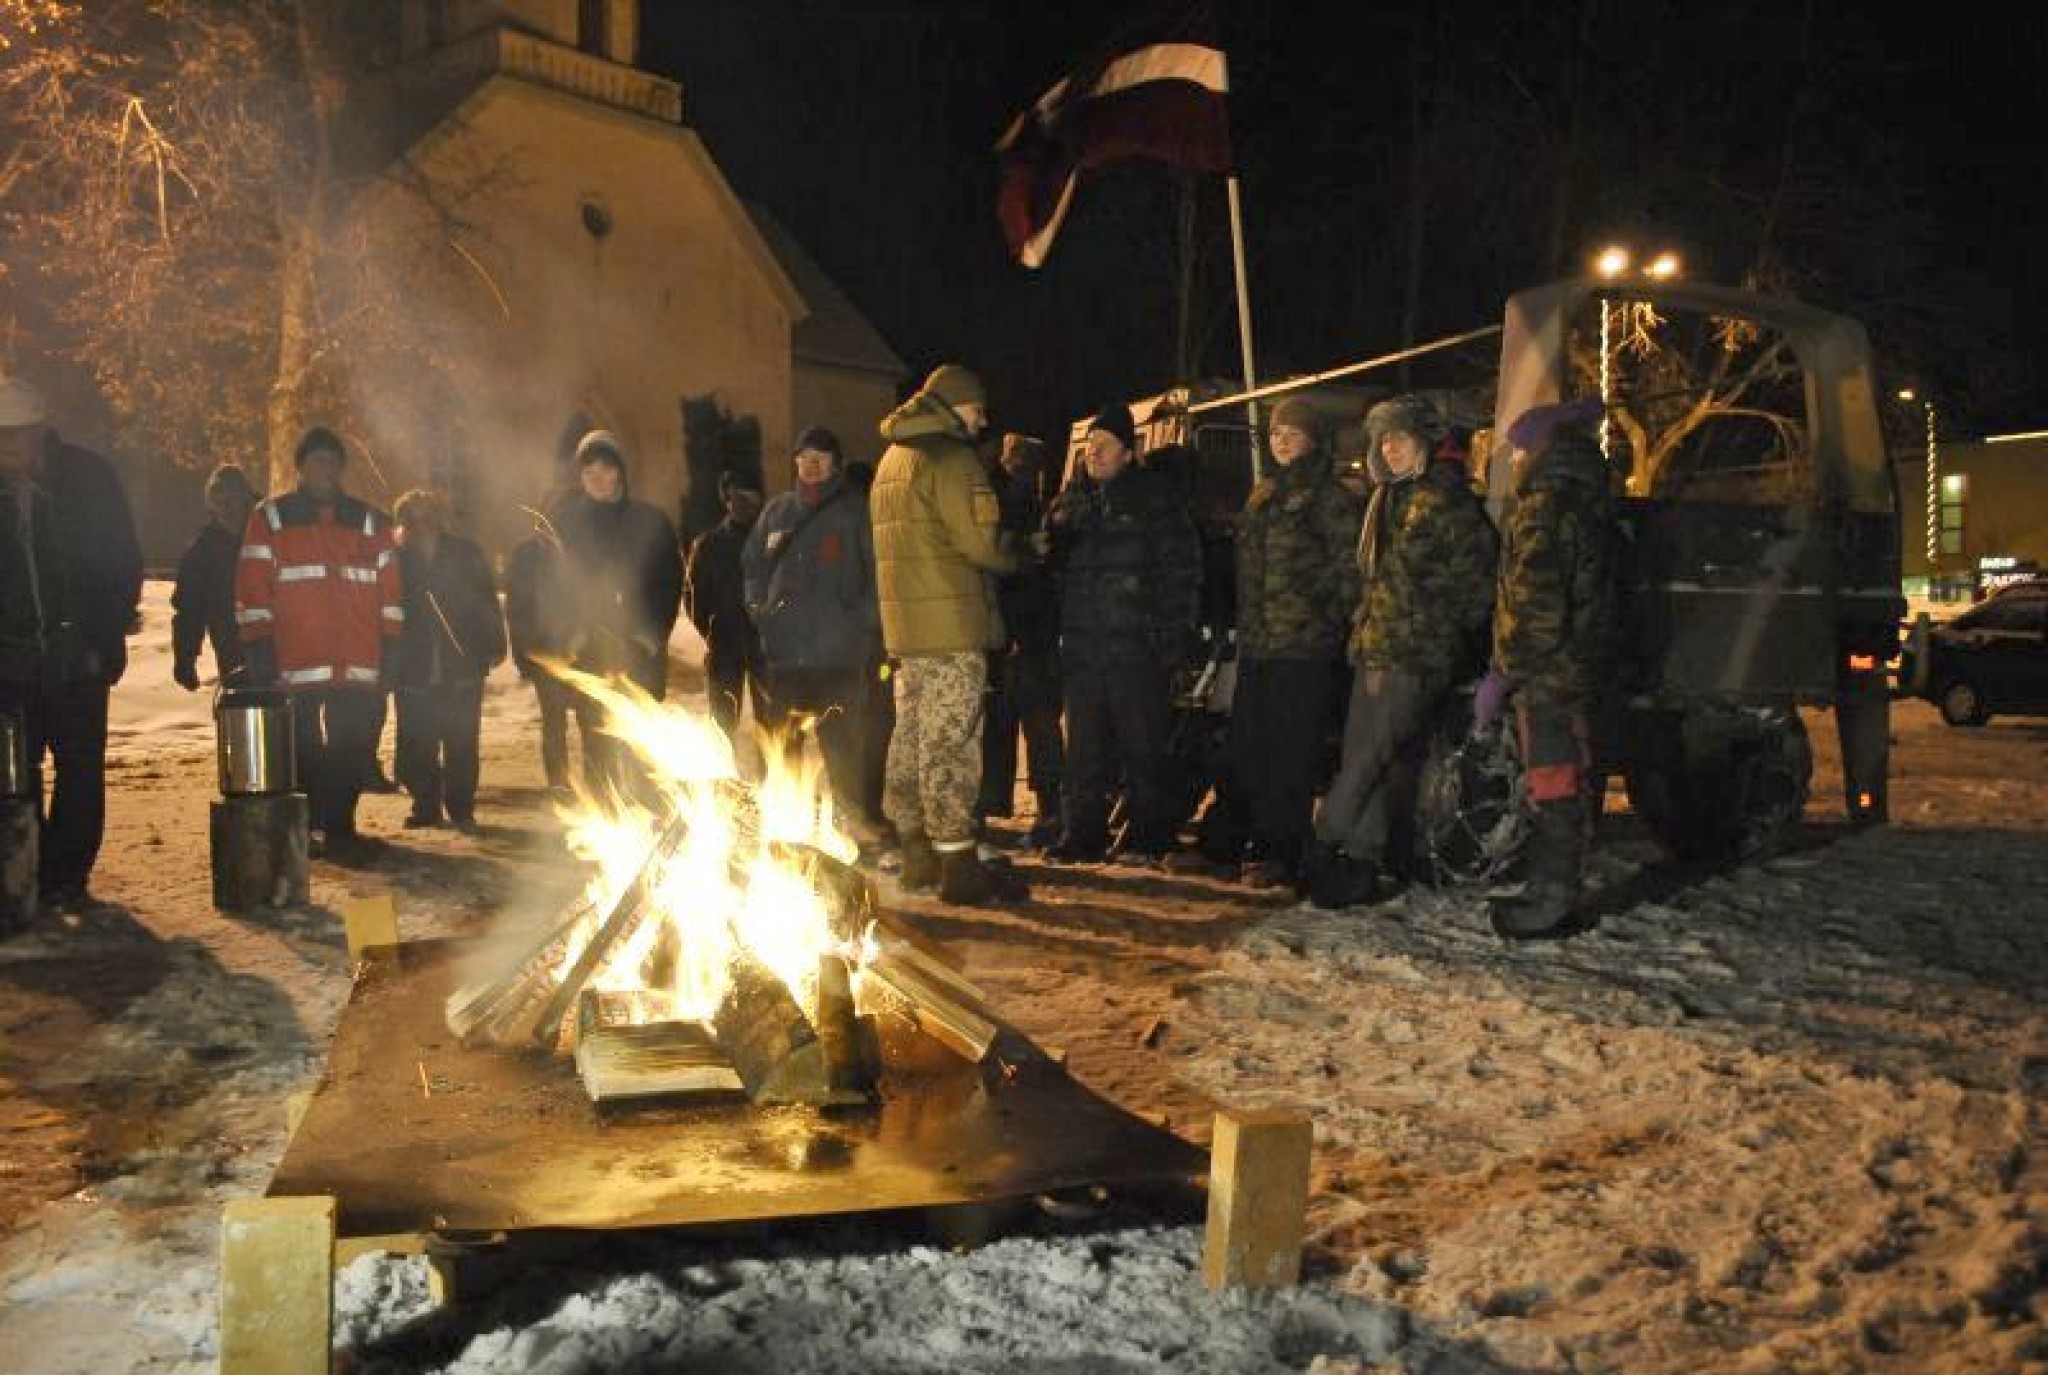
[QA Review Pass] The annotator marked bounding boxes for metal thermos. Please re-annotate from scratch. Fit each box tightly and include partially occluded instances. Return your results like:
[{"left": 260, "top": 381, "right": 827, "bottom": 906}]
[
  {"left": 215, "top": 687, "right": 295, "bottom": 796},
  {"left": 0, "top": 710, "right": 29, "bottom": 799}
]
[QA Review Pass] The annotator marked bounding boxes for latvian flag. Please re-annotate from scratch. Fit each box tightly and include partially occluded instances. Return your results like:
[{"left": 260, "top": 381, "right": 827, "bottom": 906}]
[{"left": 995, "top": 22, "right": 1232, "bottom": 269}]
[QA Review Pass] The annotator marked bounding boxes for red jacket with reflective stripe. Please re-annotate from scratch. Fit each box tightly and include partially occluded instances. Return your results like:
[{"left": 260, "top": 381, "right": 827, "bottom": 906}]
[{"left": 235, "top": 489, "right": 403, "bottom": 689}]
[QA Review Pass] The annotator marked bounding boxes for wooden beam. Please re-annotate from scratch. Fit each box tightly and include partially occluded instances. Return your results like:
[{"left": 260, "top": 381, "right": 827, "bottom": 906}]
[
  {"left": 1201, "top": 1107, "right": 1312, "bottom": 1290},
  {"left": 219, "top": 1196, "right": 335, "bottom": 1374}
]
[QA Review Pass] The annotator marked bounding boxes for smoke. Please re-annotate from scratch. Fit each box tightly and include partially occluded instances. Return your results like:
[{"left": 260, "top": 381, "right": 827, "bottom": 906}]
[{"left": 321, "top": 103, "right": 794, "bottom": 561}]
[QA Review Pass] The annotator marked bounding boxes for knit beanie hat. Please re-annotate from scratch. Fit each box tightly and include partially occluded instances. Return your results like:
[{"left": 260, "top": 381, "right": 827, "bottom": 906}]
[
  {"left": 0, "top": 375, "right": 48, "bottom": 427},
  {"left": 294, "top": 425, "right": 346, "bottom": 466},
  {"left": 1505, "top": 396, "right": 1604, "bottom": 453},
  {"left": 1269, "top": 397, "right": 1327, "bottom": 444},
  {"left": 920, "top": 363, "right": 986, "bottom": 411},
  {"left": 574, "top": 428, "right": 626, "bottom": 468},
  {"left": 793, "top": 425, "right": 844, "bottom": 466},
  {"left": 1088, "top": 402, "right": 1136, "bottom": 451}
]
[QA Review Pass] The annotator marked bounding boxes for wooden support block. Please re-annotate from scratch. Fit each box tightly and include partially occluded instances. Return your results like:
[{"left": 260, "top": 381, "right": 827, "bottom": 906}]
[
  {"left": 340, "top": 893, "right": 399, "bottom": 960},
  {"left": 219, "top": 1195, "right": 335, "bottom": 1375},
  {"left": 1202, "top": 1107, "right": 1312, "bottom": 1290},
  {"left": 210, "top": 793, "right": 309, "bottom": 911}
]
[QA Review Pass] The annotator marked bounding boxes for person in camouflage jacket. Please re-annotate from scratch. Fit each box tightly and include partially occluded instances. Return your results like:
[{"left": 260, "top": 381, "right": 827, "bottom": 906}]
[
  {"left": 1474, "top": 397, "right": 1615, "bottom": 939},
  {"left": 1307, "top": 393, "right": 1498, "bottom": 908},
  {"left": 1225, "top": 396, "right": 1364, "bottom": 888}
]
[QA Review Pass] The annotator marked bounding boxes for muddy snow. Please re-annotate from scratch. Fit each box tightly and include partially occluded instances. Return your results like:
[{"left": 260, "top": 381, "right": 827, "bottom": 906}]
[{"left": 1, "top": 581, "right": 2043, "bottom": 1373}]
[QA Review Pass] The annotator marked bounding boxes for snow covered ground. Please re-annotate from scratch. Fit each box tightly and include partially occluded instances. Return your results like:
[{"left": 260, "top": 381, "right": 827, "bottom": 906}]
[{"left": 1, "top": 580, "right": 2043, "bottom": 1373}]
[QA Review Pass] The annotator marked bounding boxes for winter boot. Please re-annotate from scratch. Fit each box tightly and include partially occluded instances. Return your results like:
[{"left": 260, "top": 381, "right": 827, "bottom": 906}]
[
  {"left": 1489, "top": 800, "right": 1586, "bottom": 939},
  {"left": 1298, "top": 836, "right": 1338, "bottom": 897},
  {"left": 939, "top": 844, "right": 1029, "bottom": 906},
  {"left": 898, "top": 831, "right": 940, "bottom": 893},
  {"left": 1309, "top": 851, "right": 1383, "bottom": 910}
]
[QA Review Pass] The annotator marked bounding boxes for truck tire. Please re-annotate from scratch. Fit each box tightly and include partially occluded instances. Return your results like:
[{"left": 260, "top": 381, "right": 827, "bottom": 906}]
[
  {"left": 1937, "top": 679, "right": 1989, "bottom": 727},
  {"left": 1624, "top": 709, "right": 1812, "bottom": 862}
]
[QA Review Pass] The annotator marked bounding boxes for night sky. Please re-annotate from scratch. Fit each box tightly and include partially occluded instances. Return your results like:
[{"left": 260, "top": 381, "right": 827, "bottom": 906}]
[{"left": 642, "top": 2, "right": 2048, "bottom": 444}]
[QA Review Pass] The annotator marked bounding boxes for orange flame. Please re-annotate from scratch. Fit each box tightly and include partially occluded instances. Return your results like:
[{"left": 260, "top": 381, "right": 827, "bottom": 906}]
[{"left": 544, "top": 663, "right": 862, "bottom": 1025}]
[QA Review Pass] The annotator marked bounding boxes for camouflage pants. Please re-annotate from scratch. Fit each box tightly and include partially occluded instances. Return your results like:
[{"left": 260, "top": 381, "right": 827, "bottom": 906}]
[{"left": 884, "top": 651, "right": 987, "bottom": 849}]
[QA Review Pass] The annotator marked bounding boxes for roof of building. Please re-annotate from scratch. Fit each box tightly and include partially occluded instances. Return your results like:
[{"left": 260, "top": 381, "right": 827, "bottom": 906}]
[{"left": 745, "top": 201, "right": 907, "bottom": 381}]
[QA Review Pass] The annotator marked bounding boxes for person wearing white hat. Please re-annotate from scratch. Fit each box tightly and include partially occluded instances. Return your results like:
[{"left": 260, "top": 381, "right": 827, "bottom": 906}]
[{"left": 0, "top": 374, "right": 144, "bottom": 909}]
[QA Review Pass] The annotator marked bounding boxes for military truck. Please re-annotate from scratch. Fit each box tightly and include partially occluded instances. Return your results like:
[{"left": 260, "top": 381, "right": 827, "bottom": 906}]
[{"left": 1415, "top": 277, "right": 1903, "bottom": 878}]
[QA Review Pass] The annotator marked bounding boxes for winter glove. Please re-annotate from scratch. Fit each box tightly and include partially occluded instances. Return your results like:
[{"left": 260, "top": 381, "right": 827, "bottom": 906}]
[
  {"left": 173, "top": 657, "right": 201, "bottom": 692},
  {"left": 1472, "top": 669, "right": 1510, "bottom": 730}
]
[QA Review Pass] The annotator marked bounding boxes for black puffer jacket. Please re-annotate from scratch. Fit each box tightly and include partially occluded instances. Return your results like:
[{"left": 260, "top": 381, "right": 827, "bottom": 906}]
[
  {"left": 1046, "top": 464, "right": 1202, "bottom": 664},
  {"left": 171, "top": 521, "right": 244, "bottom": 681},
  {"left": 555, "top": 490, "right": 685, "bottom": 697},
  {"left": 0, "top": 433, "right": 142, "bottom": 685},
  {"left": 393, "top": 533, "right": 507, "bottom": 688}
]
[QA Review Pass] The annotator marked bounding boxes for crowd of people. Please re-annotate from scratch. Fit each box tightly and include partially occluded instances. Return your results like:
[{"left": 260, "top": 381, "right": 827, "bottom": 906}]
[{"left": 0, "top": 359, "right": 1613, "bottom": 940}]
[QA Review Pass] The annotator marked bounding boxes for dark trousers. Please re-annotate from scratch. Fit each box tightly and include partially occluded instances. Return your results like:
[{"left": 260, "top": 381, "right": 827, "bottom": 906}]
[
  {"left": 859, "top": 658, "right": 893, "bottom": 829},
  {"left": 395, "top": 680, "right": 485, "bottom": 822},
  {"left": 1314, "top": 668, "right": 1439, "bottom": 865},
  {"left": 1228, "top": 656, "right": 1342, "bottom": 867},
  {"left": 291, "top": 688, "right": 382, "bottom": 839},
  {"left": 705, "top": 639, "right": 768, "bottom": 738},
  {"left": 1061, "top": 654, "right": 1173, "bottom": 853},
  {"left": 761, "top": 663, "right": 871, "bottom": 825},
  {"left": 0, "top": 676, "right": 110, "bottom": 891},
  {"left": 572, "top": 690, "right": 648, "bottom": 808},
  {"left": 1517, "top": 700, "right": 1593, "bottom": 895},
  {"left": 531, "top": 673, "right": 573, "bottom": 791},
  {"left": 980, "top": 647, "right": 1063, "bottom": 818}
]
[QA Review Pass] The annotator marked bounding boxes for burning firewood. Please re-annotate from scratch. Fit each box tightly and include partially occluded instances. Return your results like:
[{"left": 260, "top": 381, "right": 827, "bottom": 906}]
[
  {"left": 573, "top": 989, "right": 744, "bottom": 1103},
  {"left": 444, "top": 888, "right": 604, "bottom": 1045},
  {"left": 859, "top": 943, "right": 1000, "bottom": 1064},
  {"left": 710, "top": 945, "right": 870, "bottom": 1106},
  {"left": 813, "top": 953, "right": 870, "bottom": 1099},
  {"left": 443, "top": 809, "right": 693, "bottom": 1049}
]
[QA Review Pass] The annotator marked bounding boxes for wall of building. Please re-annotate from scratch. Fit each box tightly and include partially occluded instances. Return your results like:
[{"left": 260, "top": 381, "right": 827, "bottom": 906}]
[
  {"left": 337, "top": 77, "right": 797, "bottom": 556},
  {"left": 791, "top": 360, "right": 901, "bottom": 479},
  {"left": 1895, "top": 435, "right": 2048, "bottom": 590}
]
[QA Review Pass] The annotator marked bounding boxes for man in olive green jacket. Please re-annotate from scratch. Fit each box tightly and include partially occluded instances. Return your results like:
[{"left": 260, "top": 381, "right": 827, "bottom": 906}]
[{"left": 870, "top": 363, "right": 1023, "bottom": 905}]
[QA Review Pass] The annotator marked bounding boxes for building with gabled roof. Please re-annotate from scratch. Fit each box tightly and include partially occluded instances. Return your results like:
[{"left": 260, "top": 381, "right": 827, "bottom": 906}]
[{"left": 330, "top": 0, "right": 902, "bottom": 553}]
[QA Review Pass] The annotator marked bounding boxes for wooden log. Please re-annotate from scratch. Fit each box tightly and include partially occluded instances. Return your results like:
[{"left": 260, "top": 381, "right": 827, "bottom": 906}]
[
  {"left": 1202, "top": 1107, "right": 1313, "bottom": 1290},
  {"left": 711, "top": 950, "right": 834, "bottom": 1104},
  {"left": 219, "top": 1195, "right": 335, "bottom": 1375},
  {"left": 527, "top": 810, "right": 693, "bottom": 1050},
  {"left": 209, "top": 792, "right": 309, "bottom": 912},
  {"left": 860, "top": 948, "right": 999, "bottom": 1063},
  {"left": 0, "top": 797, "right": 35, "bottom": 932},
  {"left": 443, "top": 889, "right": 601, "bottom": 1044},
  {"left": 573, "top": 989, "right": 744, "bottom": 1103},
  {"left": 813, "top": 952, "right": 874, "bottom": 1099}
]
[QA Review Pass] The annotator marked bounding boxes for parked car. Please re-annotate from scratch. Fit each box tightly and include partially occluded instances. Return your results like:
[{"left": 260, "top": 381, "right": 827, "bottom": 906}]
[{"left": 1899, "top": 581, "right": 2048, "bottom": 726}]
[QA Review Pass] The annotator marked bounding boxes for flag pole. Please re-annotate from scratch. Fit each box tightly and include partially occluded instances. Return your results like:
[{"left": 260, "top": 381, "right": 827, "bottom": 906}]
[{"left": 1225, "top": 174, "right": 1262, "bottom": 480}]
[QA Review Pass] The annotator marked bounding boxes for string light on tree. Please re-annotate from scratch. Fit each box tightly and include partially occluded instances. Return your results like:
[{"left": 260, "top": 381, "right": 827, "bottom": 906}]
[{"left": 1592, "top": 245, "right": 1683, "bottom": 462}]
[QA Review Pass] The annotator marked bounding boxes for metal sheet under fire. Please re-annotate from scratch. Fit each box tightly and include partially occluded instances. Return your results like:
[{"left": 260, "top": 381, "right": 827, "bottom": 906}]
[{"left": 270, "top": 937, "right": 1207, "bottom": 1237}]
